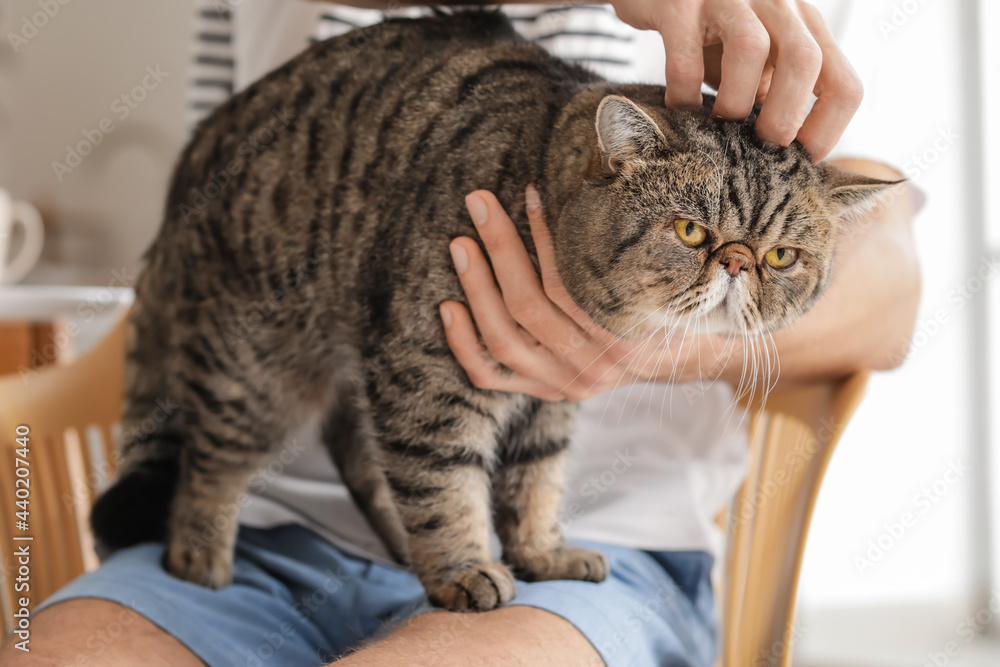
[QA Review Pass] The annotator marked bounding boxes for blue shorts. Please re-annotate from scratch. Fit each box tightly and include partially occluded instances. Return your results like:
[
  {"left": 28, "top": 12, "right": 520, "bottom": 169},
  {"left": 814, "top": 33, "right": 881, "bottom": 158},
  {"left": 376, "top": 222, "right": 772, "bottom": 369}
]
[{"left": 36, "top": 524, "right": 717, "bottom": 667}]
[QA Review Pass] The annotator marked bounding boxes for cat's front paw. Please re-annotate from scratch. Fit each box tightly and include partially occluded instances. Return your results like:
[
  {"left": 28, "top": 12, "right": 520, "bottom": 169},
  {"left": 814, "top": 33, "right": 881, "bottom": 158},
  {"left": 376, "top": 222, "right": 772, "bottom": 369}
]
[
  {"left": 162, "top": 537, "right": 234, "bottom": 589},
  {"left": 426, "top": 561, "right": 516, "bottom": 612},
  {"left": 508, "top": 545, "right": 609, "bottom": 583}
]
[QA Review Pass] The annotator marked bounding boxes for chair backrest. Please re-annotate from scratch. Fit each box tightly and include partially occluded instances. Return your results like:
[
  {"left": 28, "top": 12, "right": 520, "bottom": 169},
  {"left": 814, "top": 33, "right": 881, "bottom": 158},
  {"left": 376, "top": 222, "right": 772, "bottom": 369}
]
[
  {"left": 0, "top": 313, "right": 127, "bottom": 634},
  {"left": 718, "top": 371, "right": 869, "bottom": 667}
]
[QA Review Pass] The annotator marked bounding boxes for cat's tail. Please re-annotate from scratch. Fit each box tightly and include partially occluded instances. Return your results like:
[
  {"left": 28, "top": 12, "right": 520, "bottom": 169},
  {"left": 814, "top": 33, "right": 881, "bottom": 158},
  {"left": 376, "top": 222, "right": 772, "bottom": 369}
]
[
  {"left": 89, "top": 440, "right": 180, "bottom": 554},
  {"left": 90, "top": 289, "right": 183, "bottom": 554}
]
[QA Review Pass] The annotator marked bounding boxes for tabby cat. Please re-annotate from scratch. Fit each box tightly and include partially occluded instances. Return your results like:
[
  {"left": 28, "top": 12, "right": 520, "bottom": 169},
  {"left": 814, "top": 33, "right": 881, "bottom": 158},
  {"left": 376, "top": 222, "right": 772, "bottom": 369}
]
[{"left": 91, "top": 11, "right": 894, "bottom": 612}]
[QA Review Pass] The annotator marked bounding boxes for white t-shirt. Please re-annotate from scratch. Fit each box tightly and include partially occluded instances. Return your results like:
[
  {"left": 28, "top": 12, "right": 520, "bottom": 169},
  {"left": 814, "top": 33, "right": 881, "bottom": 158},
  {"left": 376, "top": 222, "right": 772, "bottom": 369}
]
[{"left": 189, "top": 0, "right": 776, "bottom": 567}]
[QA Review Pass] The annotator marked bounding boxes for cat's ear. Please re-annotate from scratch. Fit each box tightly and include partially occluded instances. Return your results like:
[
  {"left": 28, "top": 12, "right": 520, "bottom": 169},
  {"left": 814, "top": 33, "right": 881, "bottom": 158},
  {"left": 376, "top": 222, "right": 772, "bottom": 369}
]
[
  {"left": 595, "top": 95, "right": 669, "bottom": 175},
  {"left": 820, "top": 162, "right": 903, "bottom": 217}
]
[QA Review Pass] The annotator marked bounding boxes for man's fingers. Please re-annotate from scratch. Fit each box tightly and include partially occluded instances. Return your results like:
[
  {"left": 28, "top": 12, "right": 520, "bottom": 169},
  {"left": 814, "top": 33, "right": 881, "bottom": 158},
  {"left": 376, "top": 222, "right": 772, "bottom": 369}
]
[
  {"left": 449, "top": 238, "right": 536, "bottom": 366},
  {"left": 794, "top": 1, "right": 863, "bottom": 161},
  {"left": 465, "top": 191, "right": 541, "bottom": 299},
  {"left": 712, "top": 2, "right": 770, "bottom": 120},
  {"left": 660, "top": 7, "right": 707, "bottom": 108},
  {"left": 526, "top": 186, "right": 604, "bottom": 336},
  {"left": 440, "top": 301, "right": 565, "bottom": 402},
  {"left": 752, "top": 7, "right": 823, "bottom": 147},
  {"left": 468, "top": 190, "right": 585, "bottom": 347},
  {"left": 449, "top": 237, "right": 587, "bottom": 389}
]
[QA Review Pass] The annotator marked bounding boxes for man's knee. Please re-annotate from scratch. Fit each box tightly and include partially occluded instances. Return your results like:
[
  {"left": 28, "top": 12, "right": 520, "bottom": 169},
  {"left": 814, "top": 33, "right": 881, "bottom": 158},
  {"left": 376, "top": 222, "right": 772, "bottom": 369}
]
[{"left": 0, "top": 598, "right": 203, "bottom": 666}]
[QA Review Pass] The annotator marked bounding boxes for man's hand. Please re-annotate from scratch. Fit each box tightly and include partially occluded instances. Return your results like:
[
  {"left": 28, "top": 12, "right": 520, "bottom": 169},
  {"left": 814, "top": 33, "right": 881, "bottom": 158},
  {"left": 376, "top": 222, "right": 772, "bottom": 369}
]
[
  {"left": 329, "top": 0, "right": 860, "bottom": 160},
  {"left": 442, "top": 187, "right": 712, "bottom": 403},
  {"left": 442, "top": 166, "right": 920, "bottom": 401},
  {"left": 609, "top": 0, "right": 862, "bottom": 161}
]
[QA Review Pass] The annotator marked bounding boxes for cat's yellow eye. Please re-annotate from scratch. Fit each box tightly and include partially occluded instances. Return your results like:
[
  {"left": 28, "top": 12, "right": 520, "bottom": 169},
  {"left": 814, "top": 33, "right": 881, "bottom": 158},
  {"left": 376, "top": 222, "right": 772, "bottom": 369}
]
[
  {"left": 764, "top": 247, "right": 799, "bottom": 269},
  {"left": 674, "top": 219, "right": 707, "bottom": 247}
]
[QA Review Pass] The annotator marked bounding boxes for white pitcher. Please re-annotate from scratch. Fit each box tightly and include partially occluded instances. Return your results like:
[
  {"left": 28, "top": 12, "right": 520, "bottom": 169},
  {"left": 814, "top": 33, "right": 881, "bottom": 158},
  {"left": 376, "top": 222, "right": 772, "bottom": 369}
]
[{"left": 0, "top": 189, "right": 44, "bottom": 285}]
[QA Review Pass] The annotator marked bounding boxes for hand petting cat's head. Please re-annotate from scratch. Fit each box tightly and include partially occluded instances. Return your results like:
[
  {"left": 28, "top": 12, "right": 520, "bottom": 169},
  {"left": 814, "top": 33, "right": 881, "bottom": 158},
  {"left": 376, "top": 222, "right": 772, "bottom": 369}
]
[{"left": 550, "top": 90, "right": 898, "bottom": 340}]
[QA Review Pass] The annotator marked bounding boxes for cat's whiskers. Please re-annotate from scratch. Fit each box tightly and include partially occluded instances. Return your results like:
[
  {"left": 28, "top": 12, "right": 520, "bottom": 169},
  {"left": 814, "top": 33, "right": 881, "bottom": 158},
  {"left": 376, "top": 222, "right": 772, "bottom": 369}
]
[
  {"left": 710, "top": 325, "right": 748, "bottom": 436},
  {"left": 613, "top": 309, "right": 672, "bottom": 424},
  {"left": 664, "top": 315, "right": 697, "bottom": 421},
  {"left": 590, "top": 307, "right": 682, "bottom": 430},
  {"left": 628, "top": 309, "right": 679, "bottom": 422},
  {"left": 555, "top": 306, "right": 666, "bottom": 396},
  {"left": 592, "top": 305, "right": 692, "bottom": 431},
  {"left": 645, "top": 314, "right": 683, "bottom": 422},
  {"left": 652, "top": 310, "right": 693, "bottom": 428}
]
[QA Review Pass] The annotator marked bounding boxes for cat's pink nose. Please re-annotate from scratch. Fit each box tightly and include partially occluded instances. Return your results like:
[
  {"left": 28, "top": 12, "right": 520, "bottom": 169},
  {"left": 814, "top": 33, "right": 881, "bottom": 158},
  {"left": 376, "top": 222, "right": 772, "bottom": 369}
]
[{"left": 722, "top": 257, "right": 745, "bottom": 277}]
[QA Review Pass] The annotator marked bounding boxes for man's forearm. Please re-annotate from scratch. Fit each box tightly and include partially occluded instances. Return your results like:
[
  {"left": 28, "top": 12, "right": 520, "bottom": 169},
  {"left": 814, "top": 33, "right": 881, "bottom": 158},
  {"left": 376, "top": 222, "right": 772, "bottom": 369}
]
[{"left": 687, "top": 158, "right": 920, "bottom": 387}]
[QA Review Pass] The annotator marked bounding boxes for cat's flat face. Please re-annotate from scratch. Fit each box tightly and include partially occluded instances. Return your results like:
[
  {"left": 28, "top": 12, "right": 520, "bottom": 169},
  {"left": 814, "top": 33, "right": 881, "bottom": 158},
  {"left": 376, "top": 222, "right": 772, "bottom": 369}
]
[{"left": 554, "top": 95, "right": 894, "bottom": 341}]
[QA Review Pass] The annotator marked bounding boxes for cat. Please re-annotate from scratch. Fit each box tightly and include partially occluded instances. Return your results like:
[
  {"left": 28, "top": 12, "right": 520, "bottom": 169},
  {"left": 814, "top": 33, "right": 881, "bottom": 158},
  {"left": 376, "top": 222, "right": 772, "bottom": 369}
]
[{"left": 90, "top": 10, "right": 895, "bottom": 612}]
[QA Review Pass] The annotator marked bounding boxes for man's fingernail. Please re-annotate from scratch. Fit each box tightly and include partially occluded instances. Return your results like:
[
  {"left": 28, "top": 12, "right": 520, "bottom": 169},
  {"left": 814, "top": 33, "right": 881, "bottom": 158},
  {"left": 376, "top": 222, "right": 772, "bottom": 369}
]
[
  {"left": 450, "top": 243, "right": 468, "bottom": 273},
  {"left": 762, "top": 140, "right": 781, "bottom": 150},
  {"left": 526, "top": 185, "right": 541, "bottom": 212},
  {"left": 466, "top": 194, "right": 488, "bottom": 226},
  {"left": 440, "top": 304, "right": 452, "bottom": 328}
]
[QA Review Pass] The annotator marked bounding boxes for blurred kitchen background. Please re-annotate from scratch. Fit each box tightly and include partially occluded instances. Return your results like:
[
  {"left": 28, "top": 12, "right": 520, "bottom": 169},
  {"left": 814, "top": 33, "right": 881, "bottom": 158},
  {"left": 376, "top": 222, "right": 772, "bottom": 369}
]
[{"left": 0, "top": 0, "right": 997, "bottom": 664}]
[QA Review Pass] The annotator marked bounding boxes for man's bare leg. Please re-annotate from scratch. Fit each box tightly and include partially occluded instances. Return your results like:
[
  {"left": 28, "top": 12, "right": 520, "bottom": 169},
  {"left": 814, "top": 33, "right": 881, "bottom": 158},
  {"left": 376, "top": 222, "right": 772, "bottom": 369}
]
[
  {"left": 334, "top": 606, "right": 603, "bottom": 667},
  {"left": 3, "top": 599, "right": 601, "bottom": 667},
  {"left": 0, "top": 599, "right": 205, "bottom": 667}
]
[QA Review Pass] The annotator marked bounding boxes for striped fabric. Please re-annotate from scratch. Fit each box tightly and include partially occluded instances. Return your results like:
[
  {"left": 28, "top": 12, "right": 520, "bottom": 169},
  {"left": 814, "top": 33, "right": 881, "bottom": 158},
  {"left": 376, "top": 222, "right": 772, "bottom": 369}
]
[
  {"left": 314, "top": 5, "right": 637, "bottom": 77},
  {"left": 188, "top": 1, "right": 235, "bottom": 127},
  {"left": 187, "top": 3, "right": 639, "bottom": 128}
]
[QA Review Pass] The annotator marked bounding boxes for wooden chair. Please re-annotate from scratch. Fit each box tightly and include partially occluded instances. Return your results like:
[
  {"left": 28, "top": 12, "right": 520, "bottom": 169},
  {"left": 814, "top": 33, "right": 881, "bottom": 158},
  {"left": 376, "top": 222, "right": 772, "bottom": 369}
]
[
  {"left": 0, "top": 313, "right": 126, "bottom": 634},
  {"left": 717, "top": 371, "right": 869, "bottom": 667},
  {"left": 0, "top": 311, "right": 868, "bottom": 666}
]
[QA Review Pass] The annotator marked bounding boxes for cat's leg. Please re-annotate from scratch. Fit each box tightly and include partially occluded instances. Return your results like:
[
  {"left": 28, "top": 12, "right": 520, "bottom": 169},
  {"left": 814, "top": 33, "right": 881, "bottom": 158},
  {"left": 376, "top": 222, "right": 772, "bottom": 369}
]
[
  {"left": 321, "top": 372, "right": 410, "bottom": 564},
  {"left": 161, "top": 345, "right": 297, "bottom": 589},
  {"left": 493, "top": 399, "right": 609, "bottom": 583},
  {"left": 370, "top": 375, "right": 516, "bottom": 612},
  {"left": 163, "top": 410, "right": 280, "bottom": 588}
]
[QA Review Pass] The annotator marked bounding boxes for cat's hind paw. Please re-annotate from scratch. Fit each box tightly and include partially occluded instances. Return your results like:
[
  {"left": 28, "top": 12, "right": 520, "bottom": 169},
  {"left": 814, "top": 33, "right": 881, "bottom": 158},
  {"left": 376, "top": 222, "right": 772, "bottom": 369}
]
[
  {"left": 162, "top": 538, "right": 234, "bottom": 590},
  {"left": 427, "top": 561, "right": 516, "bottom": 612}
]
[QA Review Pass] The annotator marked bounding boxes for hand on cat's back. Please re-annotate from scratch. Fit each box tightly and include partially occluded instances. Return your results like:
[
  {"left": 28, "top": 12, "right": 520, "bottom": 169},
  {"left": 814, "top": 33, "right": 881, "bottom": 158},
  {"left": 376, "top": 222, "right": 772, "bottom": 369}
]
[
  {"left": 609, "top": 0, "right": 863, "bottom": 161},
  {"left": 441, "top": 186, "right": 691, "bottom": 403}
]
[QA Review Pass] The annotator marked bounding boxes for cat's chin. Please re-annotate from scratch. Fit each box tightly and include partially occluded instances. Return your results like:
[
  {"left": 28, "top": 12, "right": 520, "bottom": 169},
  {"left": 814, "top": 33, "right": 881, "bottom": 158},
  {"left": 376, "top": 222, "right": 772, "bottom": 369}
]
[
  {"left": 614, "top": 304, "right": 739, "bottom": 340},
  {"left": 697, "top": 299, "right": 753, "bottom": 337}
]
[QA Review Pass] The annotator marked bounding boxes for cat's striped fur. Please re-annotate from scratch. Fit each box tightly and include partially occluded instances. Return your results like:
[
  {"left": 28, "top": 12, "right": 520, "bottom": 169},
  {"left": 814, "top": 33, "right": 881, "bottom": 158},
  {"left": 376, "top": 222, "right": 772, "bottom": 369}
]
[{"left": 90, "top": 11, "right": 894, "bottom": 612}]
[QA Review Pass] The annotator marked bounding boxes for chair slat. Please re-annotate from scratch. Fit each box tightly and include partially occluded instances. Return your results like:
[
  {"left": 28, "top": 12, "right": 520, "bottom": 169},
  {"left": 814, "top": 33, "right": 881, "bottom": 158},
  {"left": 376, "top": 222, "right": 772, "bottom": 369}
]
[
  {"left": 719, "top": 372, "right": 869, "bottom": 667},
  {"left": 61, "top": 429, "right": 90, "bottom": 577},
  {"left": 0, "top": 446, "right": 15, "bottom": 636}
]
